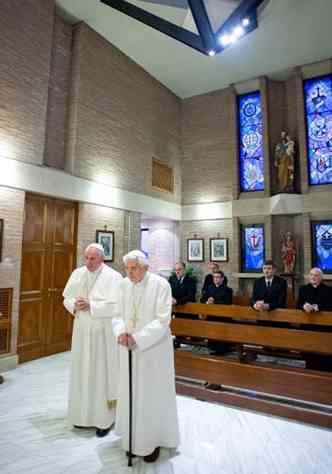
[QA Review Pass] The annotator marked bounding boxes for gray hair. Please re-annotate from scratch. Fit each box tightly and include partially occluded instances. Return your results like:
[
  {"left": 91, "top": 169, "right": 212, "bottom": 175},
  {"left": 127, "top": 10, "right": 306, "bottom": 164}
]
[
  {"left": 310, "top": 267, "right": 324, "bottom": 278},
  {"left": 85, "top": 243, "right": 105, "bottom": 259},
  {"left": 123, "top": 250, "right": 148, "bottom": 267}
]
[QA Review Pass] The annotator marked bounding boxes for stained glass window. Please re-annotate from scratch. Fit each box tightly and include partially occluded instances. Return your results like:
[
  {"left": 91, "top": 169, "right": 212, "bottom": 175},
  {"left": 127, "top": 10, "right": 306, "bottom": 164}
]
[
  {"left": 312, "top": 221, "right": 332, "bottom": 272},
  {"left": 238, "top": 91, "right": 264, "bottom": 191},
  {"left": 241, "top": 224, "right": 265, "bottom": 272},
  {"left": 304, "top": 75, "right": 332, "bottom": 185}
]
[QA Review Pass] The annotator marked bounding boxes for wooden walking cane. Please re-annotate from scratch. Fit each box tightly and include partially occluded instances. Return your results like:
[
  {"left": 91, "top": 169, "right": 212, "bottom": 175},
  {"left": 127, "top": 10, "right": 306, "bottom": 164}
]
[{"left": 128, "top": 347, "right": 133, "bottom": 467}]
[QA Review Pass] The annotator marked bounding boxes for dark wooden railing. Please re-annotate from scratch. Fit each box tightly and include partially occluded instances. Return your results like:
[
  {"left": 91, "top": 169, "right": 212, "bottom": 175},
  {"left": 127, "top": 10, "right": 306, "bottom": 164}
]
[{"left": 171, "top": 303, "right": 332, "bottom": 428}]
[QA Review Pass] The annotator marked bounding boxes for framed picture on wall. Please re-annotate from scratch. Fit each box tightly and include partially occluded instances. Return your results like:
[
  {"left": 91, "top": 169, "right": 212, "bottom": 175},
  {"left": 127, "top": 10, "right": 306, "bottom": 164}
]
[
  {"left": 187, "top": 238, "right": 204, "bottom": 262},
  {"left": 210, "top": 238, "right": 228, "bottom": 262},
  {"left": 311, "top": 220, "right": 332, "bottom": 273},
  {"left": 96, "top": 230, "right": 114, "bottom": 262},
  {"left": 0, "top": 219, "right": 3, "bottom": 262},
  {"left": 241, "top": 224, "right": 265, "bottom": 272}
]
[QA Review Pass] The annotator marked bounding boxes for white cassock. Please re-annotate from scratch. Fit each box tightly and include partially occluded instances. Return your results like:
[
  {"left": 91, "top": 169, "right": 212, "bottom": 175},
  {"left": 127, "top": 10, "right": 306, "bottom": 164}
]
[
  {"left": 63, "top": 263, "right": 122, "bottom": 429},
  {"left": 112, "top": 271, "right": 180, "bottom": 456}
]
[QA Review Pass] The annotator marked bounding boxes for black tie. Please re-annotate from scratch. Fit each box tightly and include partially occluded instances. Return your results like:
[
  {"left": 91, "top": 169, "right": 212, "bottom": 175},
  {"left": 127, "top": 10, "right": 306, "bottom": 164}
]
[{"left": 267, "top": 281, "right": 271, "bottom": 288}]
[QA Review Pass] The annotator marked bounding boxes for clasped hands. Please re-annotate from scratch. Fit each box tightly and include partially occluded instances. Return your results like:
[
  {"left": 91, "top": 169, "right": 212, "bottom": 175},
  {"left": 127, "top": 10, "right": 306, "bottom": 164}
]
[
  {"left": 74, "top": 296, "right": 90, "bottom": 312},
  {"left": 253, "top": 300, "right": 270, "bottom": 311},
  {"left": 303, "top": 302, "right": 319, "bottom": 313},
  {"left": 118, "top": 333, "right": 136, "bottom": 349}
]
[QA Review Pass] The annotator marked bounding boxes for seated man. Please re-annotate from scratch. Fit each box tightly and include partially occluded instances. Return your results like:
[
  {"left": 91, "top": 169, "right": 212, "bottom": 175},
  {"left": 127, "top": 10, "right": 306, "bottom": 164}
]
[
  {"left": 251, "top": 260, "right": 287, "bottom": 311},
  {"left": 245, "top": 260, "right": 287, "bottom": 362},
  {"left": 169, "top": 262, "right": 196, "bottom": 309},
  {"left": 201, "top": 271, "right": 233, "bottom": 390},
  {"left": 201, "top": 270, "right": 232, "bottom": 305},
  {"left": 202, "top": 262, "right": 228, "bottom": 297},
  {"left": 297, "top": 267, "right": 332, "bottom": 313},
  {"left": 297, "top": 267, "right": 332, "bottom": 371},
  {"left": 169, "top": 262, "right": 196, "bottom": 348}
]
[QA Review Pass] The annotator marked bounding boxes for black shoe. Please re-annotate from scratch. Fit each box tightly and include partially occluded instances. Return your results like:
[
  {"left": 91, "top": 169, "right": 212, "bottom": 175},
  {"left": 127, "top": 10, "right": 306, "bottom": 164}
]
[
  {"left": 144, "top": 447, "right": 160, "bottom": 463},
  {"left": 96, "top": 426, "right": 111, "bottom": 437}
]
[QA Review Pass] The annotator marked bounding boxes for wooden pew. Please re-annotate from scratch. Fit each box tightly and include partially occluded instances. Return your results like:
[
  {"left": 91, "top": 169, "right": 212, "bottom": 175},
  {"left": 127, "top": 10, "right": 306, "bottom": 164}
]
[{"left": 171, "top": 303, "right": 332, "bottom": 428}]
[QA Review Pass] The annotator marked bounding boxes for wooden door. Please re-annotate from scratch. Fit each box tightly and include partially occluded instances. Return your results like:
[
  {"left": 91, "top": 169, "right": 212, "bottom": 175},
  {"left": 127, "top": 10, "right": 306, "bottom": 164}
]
[{"left": 18, "top": 194, "right": 77, "bottom": 362}]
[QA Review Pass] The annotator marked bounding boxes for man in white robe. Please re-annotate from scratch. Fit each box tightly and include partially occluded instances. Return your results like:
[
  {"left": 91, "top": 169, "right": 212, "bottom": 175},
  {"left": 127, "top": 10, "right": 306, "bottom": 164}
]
[
  {"left": 63, "top": 243, "right": 122, "bottom": 436},
  {"left": 113, "top": 250, "right": 180, "bottom": 463}
]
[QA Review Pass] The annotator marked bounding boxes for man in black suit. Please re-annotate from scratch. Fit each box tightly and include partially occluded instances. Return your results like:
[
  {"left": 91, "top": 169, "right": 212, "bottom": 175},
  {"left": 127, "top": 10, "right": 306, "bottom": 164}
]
[
  {"left": 169, "top": 262, "right": 197, "bottom": 349},
  {"left": 297, "top": 267, "right": 332, "bottom": 371},
  {"left": 169, "top": 262, "right": 196, "bottom": 306},
  {"left": 251, "top": 260, "right": 287, "bottom": 311}
]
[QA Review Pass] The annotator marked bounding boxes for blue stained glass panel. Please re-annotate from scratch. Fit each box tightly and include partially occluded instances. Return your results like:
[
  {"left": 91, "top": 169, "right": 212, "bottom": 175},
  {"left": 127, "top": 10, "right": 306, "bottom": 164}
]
[
  {"left": 238, "top": 91, "right": 264, "bottom": 191},
  {"left": 304, "top": 75, "right": 332, "bottom": 185},
  {"left": 242, "top": 225, "right": 265, "bottom": 272},
  {"left": 312, "top": 222, "right": 332, "bottom": 272}
]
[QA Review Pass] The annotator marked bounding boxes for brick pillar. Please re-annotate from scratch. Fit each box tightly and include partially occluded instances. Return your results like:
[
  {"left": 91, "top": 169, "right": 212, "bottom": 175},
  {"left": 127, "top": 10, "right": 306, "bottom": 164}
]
[
  {"left": 302, "top": 212, "right": 312, "bottom": 276},
  {"left": 123, "top": 211, "right": 141, "bottom": 254},
  {"left": 259, "top": 76, "right": 271, "bottom": 197},
  {"left": 294, "top": 68, "right": 309, "bottom": 194}
]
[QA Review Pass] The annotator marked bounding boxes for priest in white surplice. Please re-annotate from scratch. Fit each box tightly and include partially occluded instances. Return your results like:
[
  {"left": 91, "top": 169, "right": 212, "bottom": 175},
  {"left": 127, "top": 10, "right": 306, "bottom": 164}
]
[
  {"left": 113, "top": 250, "right": 180, "bottom": 463},
  {"left": 63, "top": 243, "right": 122, "bottom": 437}
]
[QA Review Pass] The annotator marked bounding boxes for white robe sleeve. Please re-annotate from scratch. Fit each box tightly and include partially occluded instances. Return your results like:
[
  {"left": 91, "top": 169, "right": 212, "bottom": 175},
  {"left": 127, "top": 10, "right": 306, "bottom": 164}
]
[
  {"left": 111, "top": 285, "right": 126, "bottom": 338},
  {"left": 63, "top": 269, "right": 81, "bottom": 316},
  {"left": 90, "top": 273, "right": 122, "bottom": 319},
  {"left": 134, "top": 280, "right": 172, "bottom": 352}
]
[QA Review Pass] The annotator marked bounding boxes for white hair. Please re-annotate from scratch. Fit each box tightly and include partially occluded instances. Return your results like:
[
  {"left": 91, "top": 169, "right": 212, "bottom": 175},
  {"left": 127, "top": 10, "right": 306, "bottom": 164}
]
[
  {"left": 85, "top": 243, "right": 105, "bottom": 258},
  {"left": 310, "top": 267, "right": 324, "bottom": 278},
  {"left": 123, "top": 250, "right": 148, "bottom": 266}
]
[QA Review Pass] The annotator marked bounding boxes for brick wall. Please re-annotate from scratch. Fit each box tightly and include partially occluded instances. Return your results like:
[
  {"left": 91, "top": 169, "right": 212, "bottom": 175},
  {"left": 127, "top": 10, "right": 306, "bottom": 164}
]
[
  {"left": 66, "top": 23, "right": 182, "bottom": 204},
  {"left": 180, "top": 219, "right": 233, "bottom": 294},
  {"left": 0, "top": 0, "right": 54, "bottom": 165},
  {"left": 44, "top": 15, "right": 73, "bottom": 169},
  {"left": 77, "top": 203, "right": 126, "bottom": 274},
  {"left": 0, "top": 187, "right": 25, "bottom": 354},
  {"left": 181, "top": 87, "right": 236, "bottom": 205}
]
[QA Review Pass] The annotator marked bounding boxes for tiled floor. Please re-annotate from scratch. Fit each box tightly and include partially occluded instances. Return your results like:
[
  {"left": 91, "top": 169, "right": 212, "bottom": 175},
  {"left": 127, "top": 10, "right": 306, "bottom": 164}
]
[{"left": 1, "top": 352, "right": 332, "bottom": 473}]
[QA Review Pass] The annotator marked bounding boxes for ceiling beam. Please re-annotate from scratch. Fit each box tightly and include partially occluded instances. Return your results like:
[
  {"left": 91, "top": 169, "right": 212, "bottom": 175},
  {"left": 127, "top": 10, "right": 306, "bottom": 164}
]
[
  {"left": 188, "top": 0, "right": 216, "bottom": 53},
  {"left": 100, "top": 0, "right": 206, "bottom": 54}
]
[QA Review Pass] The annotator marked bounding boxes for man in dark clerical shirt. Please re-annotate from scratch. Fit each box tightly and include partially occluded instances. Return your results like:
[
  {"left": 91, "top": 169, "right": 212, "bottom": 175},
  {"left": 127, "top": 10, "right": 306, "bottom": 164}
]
[
  {"left": 169, "top": 262, "right": 196, "bottom": 306},
  {"left": 202, "top": 262, "right": 228, "bottom": 296},
  {"left": 251, "top": 260, "right": 287, "bottom": 311},
  {"left": 201, "top": 270, "right": 233, "bottom": 389},
  {"left": 201, "top": 270, "right": 233, "bottom": 305},
  {"left": 297, "top": 267, "right": 332, "bottom": 371},
  {"left": 297, "top": 267, "right": 332, "bottom": 312},
  {"left": 201, "top": 270, "right": 233, "bottom": 360}
]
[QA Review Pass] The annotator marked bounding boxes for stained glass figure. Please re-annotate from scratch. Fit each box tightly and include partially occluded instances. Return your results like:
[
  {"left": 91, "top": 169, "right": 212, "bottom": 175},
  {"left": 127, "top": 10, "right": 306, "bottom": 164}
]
[
  {"left": 238, "top": 91, "right": 264, "bottom": 191},
  {"left": 312, "top": 222, "right": 332, "bottom": 272},
  {"left": 304, "top": 75, "right": 332, "bottom": 185},
  {"left": 242, "top": 225, "right": 265, "bottom": 272}
]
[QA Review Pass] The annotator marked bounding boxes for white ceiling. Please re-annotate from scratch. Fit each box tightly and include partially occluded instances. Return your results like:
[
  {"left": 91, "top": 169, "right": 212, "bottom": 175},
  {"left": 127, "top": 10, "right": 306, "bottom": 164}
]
[{"left": 55, "top": 0, "right": 332, "bottom": 99}]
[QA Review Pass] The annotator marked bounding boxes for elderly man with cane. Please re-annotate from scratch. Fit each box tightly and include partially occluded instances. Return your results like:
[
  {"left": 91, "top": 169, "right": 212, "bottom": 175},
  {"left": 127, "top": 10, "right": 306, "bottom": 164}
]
[{"left": 113, "top": 250, "right": 180, "bottom": 464}]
